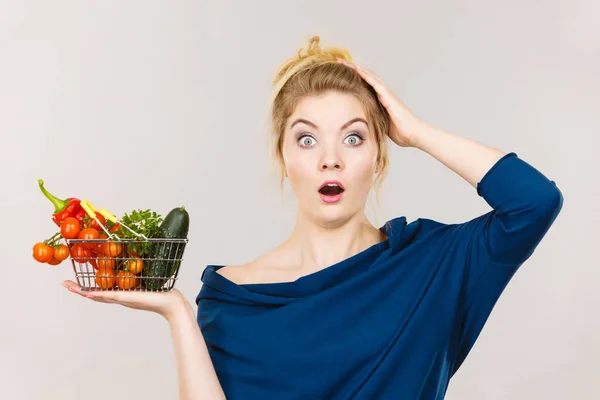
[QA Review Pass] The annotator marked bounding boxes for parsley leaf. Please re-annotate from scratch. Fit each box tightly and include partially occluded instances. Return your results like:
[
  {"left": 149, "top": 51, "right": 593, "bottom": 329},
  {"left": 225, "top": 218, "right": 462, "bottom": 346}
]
[{"left": 113, "top": 209, "right": 163, "bottom": 256}]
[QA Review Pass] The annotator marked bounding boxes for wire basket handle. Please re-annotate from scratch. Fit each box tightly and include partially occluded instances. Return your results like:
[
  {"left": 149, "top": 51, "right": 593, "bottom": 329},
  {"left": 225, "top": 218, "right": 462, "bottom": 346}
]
[
  {"left": 80, "top": 200, "right": 149, "bottom": 241},
  {"left": 97, "top": 207, "right": 149, "bottom": 240},
  {"left": 80, "top": 200, "right": 119, "bottom": 240}
]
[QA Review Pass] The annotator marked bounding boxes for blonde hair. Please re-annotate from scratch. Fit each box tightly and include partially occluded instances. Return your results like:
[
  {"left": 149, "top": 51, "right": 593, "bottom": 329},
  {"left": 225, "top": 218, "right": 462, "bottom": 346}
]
[{"left": 267, "top": 35, "right": 391, "bottom": 207}]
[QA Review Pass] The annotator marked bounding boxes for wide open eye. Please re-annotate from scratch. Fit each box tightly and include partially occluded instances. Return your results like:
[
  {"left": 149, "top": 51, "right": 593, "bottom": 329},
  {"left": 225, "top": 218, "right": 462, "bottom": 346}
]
[
  {"left": 344, "top": 133, "right": 365, "bottom": 146},
  {"left": 297, "top": 135, "right": 316, "bottom": 148}
]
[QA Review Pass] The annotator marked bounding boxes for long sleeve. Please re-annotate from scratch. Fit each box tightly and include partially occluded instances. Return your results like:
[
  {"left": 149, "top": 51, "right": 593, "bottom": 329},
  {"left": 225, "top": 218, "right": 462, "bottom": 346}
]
[
  {"left": 448, "top": 152, "right": 564, "bottom": 375},
  {"left": 473, "top": 152, "right": 564, "bottom": 266}
]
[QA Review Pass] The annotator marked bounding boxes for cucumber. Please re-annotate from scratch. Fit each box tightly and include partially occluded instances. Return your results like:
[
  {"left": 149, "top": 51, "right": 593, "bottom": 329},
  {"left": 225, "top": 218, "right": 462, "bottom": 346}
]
[{"left": 142, "top": 206, "right": 190, "bottom": 290}]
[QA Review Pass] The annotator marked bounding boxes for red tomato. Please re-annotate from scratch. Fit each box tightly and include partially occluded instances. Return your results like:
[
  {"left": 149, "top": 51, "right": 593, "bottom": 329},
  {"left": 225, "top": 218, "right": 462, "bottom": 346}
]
[
  {"left": 77, "top": 228, "right": 99, "bottom": 240},
  {"left": 95, "top": 271, "right": 115, "bottom": 289},
  {"left": 53, "top": 244, "right": 70, "bottom": 261},
  {"left": 85, "top": 214, "right": 106, "bottom": 231},
  {"left": 103, "top": 241, "right": 122, "bottom": 257},
  {"left": 32, "top": 243, "right": 54, "bottom": 263},
  {"left": 96, "top": 258, "right": 116, "bottom": 273},
  {"left": 91, "top": 232, "right": 108, "bottom": 256},
  {"left": 47, "top": 257, "right": 62, "bottom": 266},
  {"left": 77, "top": 228, "right": 100, "bottom": 254},
  {"left": 108, "top": 223, "right": 121, "bottom": 233},
  {"left": 60, "top": 218, "right": 81, "bottom": 239},
  {"left": 70, "top": 244, "right": 91, "bottom": 263},
  {"left": 117, "top": 271, "right": 138, "bottom": 290},
  {"left": 125, "top": 258, "right": 144, "bottom": 274}
]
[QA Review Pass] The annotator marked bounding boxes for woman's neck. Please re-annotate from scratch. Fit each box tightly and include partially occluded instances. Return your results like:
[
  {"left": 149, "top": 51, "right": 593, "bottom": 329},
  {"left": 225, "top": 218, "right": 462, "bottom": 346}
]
[{"left": 279, "top": 211, "right": 387, "bottom": 274}]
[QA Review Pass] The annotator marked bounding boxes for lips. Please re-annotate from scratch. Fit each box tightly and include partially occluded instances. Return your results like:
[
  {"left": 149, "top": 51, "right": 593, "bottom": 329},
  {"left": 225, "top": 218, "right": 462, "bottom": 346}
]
[{"left": 318, "top": 180, "right": 345, "bottom": 191}]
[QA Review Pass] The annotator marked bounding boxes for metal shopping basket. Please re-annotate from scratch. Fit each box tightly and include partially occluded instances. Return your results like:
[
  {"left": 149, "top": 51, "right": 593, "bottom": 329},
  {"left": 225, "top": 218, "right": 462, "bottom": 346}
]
[{"left": 66, "top": 200, "right": 188, "bottom": 292}]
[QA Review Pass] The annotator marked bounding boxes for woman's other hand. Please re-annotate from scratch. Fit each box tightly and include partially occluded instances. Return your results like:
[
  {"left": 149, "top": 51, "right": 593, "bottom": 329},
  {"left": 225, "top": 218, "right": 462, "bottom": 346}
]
[{"left": 337, "top": 57, "right": 426, "bottom": 148}]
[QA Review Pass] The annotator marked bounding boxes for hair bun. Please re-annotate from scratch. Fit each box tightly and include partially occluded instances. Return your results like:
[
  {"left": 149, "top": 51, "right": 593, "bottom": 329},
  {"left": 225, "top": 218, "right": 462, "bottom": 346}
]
[
  {"left": 296, "top": 35, "right": 352, "bottom": 63},
  {"left": 272, "top": 35, "right": 353, "bottom": 88},
  {"left": 297, "top": 35, "right": 323, "bottom": 60}
]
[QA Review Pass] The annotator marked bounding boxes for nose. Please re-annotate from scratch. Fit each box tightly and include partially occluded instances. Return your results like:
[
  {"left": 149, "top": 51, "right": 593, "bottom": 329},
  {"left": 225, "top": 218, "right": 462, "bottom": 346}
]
[{"left": 320, "top": 154, "right": 344, "bottom": 171}]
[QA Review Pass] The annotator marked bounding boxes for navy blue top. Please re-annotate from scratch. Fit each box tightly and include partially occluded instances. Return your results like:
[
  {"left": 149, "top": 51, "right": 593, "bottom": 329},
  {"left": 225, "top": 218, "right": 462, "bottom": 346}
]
[{"left": 196, "top": 152, "right": 563, "bottom": 399}]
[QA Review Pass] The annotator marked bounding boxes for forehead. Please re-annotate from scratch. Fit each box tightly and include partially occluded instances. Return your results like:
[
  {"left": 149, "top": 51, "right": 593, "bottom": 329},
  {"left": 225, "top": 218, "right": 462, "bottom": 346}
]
[{"left": 287, "top": 91, "right": 366, "bottom": 129}]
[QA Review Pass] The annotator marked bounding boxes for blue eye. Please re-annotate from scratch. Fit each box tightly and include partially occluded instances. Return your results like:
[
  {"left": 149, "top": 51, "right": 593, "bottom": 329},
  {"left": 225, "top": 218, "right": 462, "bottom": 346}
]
[
  {"left": 298, "top": 135, "right": 316, "bottom": 147},
  {"left": 344, "top": 134, "right": 365, "bottom": 146}
]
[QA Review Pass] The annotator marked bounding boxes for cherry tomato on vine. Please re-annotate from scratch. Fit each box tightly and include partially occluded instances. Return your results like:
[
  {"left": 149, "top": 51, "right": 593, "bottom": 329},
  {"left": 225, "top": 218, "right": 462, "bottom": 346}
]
[
  {"left": 32, "top": 242, "right": 54, "bottom": 263},
  {"left": 53, "top": 244, "right": 70, "bottom": 261},
  {"left": 47, "top": 257, "right": 62, "bottom": 266}
]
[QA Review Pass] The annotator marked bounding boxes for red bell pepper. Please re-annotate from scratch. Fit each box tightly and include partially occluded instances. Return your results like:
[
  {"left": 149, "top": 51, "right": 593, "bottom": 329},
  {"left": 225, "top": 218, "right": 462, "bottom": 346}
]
[{"left": 38, "top": 179, "right": 86, "bottom": 227}]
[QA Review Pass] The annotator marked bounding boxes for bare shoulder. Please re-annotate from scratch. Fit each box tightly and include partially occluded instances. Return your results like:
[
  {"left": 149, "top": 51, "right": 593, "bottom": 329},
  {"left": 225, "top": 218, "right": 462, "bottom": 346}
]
[
  {"left": 214, "top": 263, "right": 251, "bottom": 284},
  {"left": 215, "top": 262, "right": 269, "bottom": 285},
  {"left": 215, "top": 246, "right": 289, "bottom": 285}
]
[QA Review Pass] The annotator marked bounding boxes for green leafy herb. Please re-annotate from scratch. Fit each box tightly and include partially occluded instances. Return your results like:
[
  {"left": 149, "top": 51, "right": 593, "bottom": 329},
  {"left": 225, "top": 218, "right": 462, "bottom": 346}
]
[{"left": 115, "top": 209, "right": 163, "bottom": 256}]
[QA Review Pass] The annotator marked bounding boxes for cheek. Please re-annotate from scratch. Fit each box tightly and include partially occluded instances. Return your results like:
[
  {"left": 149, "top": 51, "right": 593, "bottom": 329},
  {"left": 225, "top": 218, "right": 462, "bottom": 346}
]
[
  {"left": 283, "top": 151, "right": 316, "bottom": 189},
  {"left": 287, "top": 160, "right": 310, "bottom": 176},
  {"left": 350, "top": 150, "right": 378, "bottom": 177},
  {"left": 353, "top": 160, "right": 378, "bottom": 192}
]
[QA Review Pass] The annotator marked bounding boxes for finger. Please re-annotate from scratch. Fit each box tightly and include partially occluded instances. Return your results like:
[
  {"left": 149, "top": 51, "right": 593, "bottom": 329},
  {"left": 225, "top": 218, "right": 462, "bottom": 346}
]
[
  {"left": 358, "top": 66, "right": 381, "bottom": 80},
  {"left": 347, "top": 64, "right": 384, "bottom": 89},
  {"left": 336, "top": 58, "right": 381, "bottom": 82},
  {"left": 62, "top": 280, "right": 84, "bottom": 295},
  {"left": 62, "top": 280, "right": 80, "bottom": 290},
  {"left": 356, "top": 67, "right": 387, "bottom": 91},
  {"left": 361, "top": 64, "right": 383, "bottom": 79},
  {"left": 62, "top": 280, "right": 103, "bottom": 301},
  {"left": 354, "top": 71, "right": 398, "bottom": 112}
]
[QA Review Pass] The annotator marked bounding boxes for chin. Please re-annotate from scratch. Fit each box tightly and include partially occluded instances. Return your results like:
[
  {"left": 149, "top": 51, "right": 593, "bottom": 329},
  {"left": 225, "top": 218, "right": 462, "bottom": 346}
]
[{"left": 314, "top": 206, "right": 356, "bottom": 226}]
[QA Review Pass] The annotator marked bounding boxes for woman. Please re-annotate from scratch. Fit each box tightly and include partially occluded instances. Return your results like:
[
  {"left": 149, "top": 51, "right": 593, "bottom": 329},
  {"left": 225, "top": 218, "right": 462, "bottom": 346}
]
[{"left": 63, "top": 36, "right": 564, "bottom": 399}]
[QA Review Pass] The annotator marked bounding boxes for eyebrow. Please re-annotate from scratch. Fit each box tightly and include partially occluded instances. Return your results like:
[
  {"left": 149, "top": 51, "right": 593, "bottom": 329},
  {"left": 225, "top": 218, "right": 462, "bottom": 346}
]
[{"left": 290, "top": 117, "right": 368, "bottom": 131}]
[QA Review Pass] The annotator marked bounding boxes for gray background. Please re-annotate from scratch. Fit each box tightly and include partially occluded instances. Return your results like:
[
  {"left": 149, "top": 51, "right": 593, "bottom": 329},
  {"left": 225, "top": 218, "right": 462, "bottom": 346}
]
[{"left": 1, "top": 1, "right": 598, "bottom": 399}]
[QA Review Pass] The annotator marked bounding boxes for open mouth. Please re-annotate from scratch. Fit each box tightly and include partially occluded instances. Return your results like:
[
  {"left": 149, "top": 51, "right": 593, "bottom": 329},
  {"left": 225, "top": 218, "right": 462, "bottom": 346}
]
[
  {"left": 318, "top": 180, "right": 345, "bottom": 202},
  {"left": 318, "top": 184, "right": 345, "bottom": 196}
]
